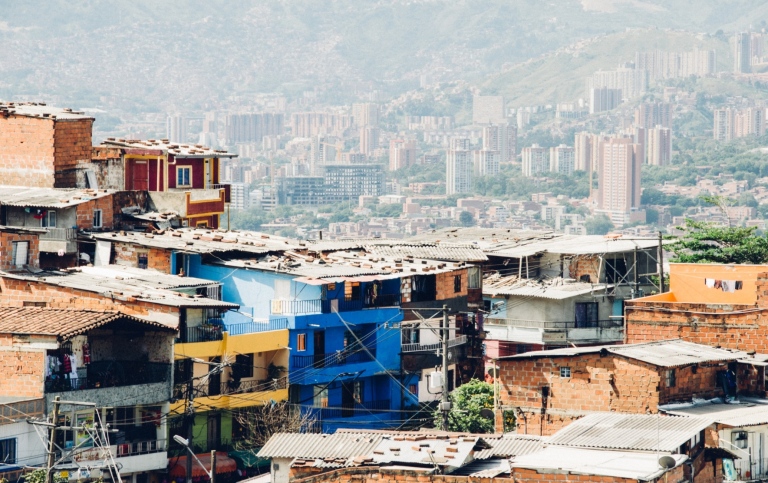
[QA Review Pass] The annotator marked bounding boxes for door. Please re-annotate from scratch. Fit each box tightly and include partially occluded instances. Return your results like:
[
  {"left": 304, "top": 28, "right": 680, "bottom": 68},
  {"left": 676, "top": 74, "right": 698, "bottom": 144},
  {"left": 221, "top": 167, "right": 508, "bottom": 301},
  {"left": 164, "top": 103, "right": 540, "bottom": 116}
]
[
  {"left": 204, "top": 159, "right": 212, "bottom": 189},
  {"left": 341, "top": 381, "right": 355, "bottom": 417},
  {"left": 313, "top": 331, "right": 325, "bottom": 368},
  {"left": 128, "top": 160, "right": 149, "bottom": 190},
  {"left": 206, "top": 413, "right": 220, "bottom": 450},
  {"left": 208, "top": 357, "right": 221, "bottom": 396}
]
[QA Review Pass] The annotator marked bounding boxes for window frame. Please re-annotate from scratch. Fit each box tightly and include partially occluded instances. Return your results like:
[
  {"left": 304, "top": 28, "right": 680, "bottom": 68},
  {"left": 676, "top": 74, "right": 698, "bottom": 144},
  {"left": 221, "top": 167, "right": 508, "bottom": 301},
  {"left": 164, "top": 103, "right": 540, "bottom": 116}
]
[
  {"left": 467, "top": 266, "right": 481, "bottom": 289},
  {"left": 560, "top": 367, "right": 571, "bottom": 378},
  {"left": 177, "top": 166, "right": 192, "bottom": 188},
  {"left": 93, "top": 209, "right": 103, "bottom": 228},
  {"left": 137, "top": 252, "right": 148, "bottom": 270},
  {"left": 296, "top": 333, "right": 307, "bottom": 351},
  {"left": 0, "top": 438, "right": 16, "bottom": 464},
  {"left": 235, "top": 353, "right": 254, "bottom": 379},
  {"left": 666, "top": 369, "right": 676, "bottom": 387},
  {"left": 41, "top": 210, "right": 57, "bottom": 228},
  {"left": 11, "top": 241, "right": 28, "bottom": 268},
  {"left": 453, "top": 274, "right": 462, "bottom": 293}
]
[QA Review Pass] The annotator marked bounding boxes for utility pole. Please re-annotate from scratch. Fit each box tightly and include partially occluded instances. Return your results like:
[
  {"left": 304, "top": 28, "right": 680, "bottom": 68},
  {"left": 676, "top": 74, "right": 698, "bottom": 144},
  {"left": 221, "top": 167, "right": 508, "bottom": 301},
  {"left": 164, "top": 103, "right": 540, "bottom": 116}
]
[
  {"left": 211, "top": 450, "right": 216, "bottom": 483},
  {"left": 440, "top": 304, "right": 451, "bottom": 432},
  {"left": 46, "top": 397, "right": 61, "bottom": 483},
  {"left": 186, "top": 377, "right": 195, "bottom": 483},
  {"left": 657, "top": 231, "right": 665, "bottom": 293}
]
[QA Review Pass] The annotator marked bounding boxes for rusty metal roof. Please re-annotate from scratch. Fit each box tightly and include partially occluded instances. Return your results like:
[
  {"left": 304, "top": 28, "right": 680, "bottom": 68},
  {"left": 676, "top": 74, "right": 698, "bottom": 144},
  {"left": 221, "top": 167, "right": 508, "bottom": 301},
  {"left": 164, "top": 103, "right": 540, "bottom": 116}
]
[{"left": 0, "top": 307, "right": 174, "bottom": 339}]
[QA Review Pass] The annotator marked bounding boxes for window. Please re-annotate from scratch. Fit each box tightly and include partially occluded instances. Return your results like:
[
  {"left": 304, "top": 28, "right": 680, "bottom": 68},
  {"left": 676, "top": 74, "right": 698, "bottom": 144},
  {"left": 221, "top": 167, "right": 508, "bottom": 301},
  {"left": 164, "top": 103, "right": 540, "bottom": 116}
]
[
  {"left": 137, "top": 253, "right": 148, "bottom": 269},
  {"left": 23, "top": 301, "right": 47, "bottom": 307},
  {"left": 235, "top": 354, "right": 254, "bottom": 379},
  {"left": 11, "top": 241, "right": 28, "bottom": 267},
  {"left": 575, "top": 302, "right": 599, "bottom": 328},
  {"left": 468, "top": 266, "right": 481, "bottom": 289},
  {"left": 666, "top": 369, "right": 676, "bottom": 387},
  {"left": 41, "top": 210, "right": 56, "bottom": 228},
  {"left": 353, "top": 380, "right": 364, "bottom": 404},
  {"left": 0, "top": 438, "right": 16, "bottom": 464},
  {"left": 732, "top": 430, "right": 748, "bottom": 449},
  {"left": 454, "top": 275, "right": 462, "bottom": 293},
  {"left": 409, "top": 384, "right": 418, "bottom": 396},
  {"left": 447, "top": 369, "right": 455, "bottom": 392},
  {"left": 516, "top": 344, "right": 532, "bottom": 354},
  {"left": 560, "top": 367, "right": 571, "bottom": 378},
  {"left": 345, "top": 282, "right": 361, "bottom": 301},
  {"left": 402, "top": 327, "right": 420, "bottom": 344},
  {"left": 297, "top": 333, "right": 306, "bottom": 351},
  {"left": 313, "top": 385, "right": 328, "bottom": 407},
  {"left": 93, "top": 209, "right": 102, "bottom": 228},
  {"left": 177, "top": 166, "right": 192, "bottom": 187}
]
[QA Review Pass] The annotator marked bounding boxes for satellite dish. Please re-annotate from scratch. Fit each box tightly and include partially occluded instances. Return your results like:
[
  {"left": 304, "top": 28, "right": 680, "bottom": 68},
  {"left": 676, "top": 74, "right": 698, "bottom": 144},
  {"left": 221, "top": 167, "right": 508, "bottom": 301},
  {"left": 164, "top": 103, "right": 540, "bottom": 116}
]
[
  {"left": 479, "top": 408, "right": 494, "bottom": 420},
  {"left": 658, "top": 456, "right": 676, "bottom": 469}
]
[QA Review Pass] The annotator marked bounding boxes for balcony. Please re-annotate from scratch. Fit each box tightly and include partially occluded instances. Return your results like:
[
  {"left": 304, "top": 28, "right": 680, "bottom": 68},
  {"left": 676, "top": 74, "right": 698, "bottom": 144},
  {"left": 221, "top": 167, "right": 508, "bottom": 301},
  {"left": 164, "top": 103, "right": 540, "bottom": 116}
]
[
  {"left": 270, "top": 294, "right": 400, "bottom": 315},
  {"left": 402, "top": 334, "right": 468, "bottom": 353},
  {"left": 178, "top": 325, "right": 224, "bottom": 343},
  {"left": 66, "top": 439, "right": 168, "bottom": 477},
  {"left": 39, "top": 227, "right": 78, "bottom": 253},
  {"left": 210, "top": 183, "right": 231, "bottom": 203},
  {"left": 45, "top": 360, "right": 171, "bottom": 393},
  {"left": 316, "top": 399, "right": 391, "bottom": 419},
  {"left": 148, "top": 188, "right": 226, "bottom": 219},
  {"left": 226, "top": 318, "right": 289, "bottom": 335},
  {"left": 485, "top": 318, "right": 624, "bottom": 344},
  {"left": 292, "top": 348, "right": 377, "bottom": 369},
  {"left": 180, "top": 377, "right": 288, "bottom": 399}
]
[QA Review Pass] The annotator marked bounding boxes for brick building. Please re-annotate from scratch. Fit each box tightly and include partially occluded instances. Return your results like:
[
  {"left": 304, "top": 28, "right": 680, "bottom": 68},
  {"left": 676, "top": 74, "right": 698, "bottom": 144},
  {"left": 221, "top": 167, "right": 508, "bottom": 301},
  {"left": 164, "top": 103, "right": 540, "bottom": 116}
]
[
  {"left": 626, "top": 263, "right": 768, "bottom": 352},
  {"left": 495, "top": 339, "right": 765, "bottom": 436},
  {"left": 0, "top": 103, "right": 93, "bottom": 188}
]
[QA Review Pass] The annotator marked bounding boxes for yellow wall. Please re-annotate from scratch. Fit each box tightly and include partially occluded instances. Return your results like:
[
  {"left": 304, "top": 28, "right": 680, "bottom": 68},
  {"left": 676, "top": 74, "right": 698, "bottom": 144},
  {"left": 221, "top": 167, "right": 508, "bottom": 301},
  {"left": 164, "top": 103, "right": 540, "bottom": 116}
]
[
  {"left": 170, "top": 389, "right": 289, "bottom": 413},
  {"left": 175, "top": 329, "right": 289, "bottom": 360},
  {"left": 661, "top": 263, "right": 768, "bottom": 304}
]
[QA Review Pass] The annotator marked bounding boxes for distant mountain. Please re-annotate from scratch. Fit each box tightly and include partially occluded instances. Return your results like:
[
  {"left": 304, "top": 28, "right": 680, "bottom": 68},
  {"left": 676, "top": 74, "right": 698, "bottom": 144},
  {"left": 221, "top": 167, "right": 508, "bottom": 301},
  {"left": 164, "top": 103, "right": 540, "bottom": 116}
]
[{"left": 0, "top": 1, "right": 765, "bottom": 112}]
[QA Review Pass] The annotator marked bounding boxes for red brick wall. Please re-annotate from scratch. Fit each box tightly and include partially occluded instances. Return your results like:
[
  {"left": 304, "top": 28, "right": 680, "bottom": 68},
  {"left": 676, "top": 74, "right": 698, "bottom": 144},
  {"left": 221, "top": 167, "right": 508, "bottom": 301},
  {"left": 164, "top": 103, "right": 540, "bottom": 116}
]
[
  {"left": 512, "top": 465, "right": 684, "bottom": 483},
  {"left": 148, "top": 248, "right": 172, "bottom": 273},
  {"left": 76, "top": 195, "right": 115, "bottom": 230},
  {"left": 436, "top": 269, "right": 467, "bottom": 300},
  {"left": 0, "top": 116, "right": 56, "bottom": 187},
  {"left": 53, "top": 119, "right": 94, "bottom": 188},
  {"left": 0, "top": 334, "right": 48, "bottom": 399},
  {"left": 568, "top": 255, "right": 601, "bottom": 283},
  {"left": 0, "top": 232, "right": 40, "bottom": 270},
  {"left": 112, "top": 242, "right": 172, "bottom": 273}
]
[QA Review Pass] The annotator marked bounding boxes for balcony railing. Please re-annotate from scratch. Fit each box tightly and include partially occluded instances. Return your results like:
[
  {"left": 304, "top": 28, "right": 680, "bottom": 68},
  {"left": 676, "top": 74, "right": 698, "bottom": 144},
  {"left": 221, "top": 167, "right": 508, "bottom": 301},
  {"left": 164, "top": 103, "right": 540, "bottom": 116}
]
[
  {"left": 316, "top": 399, "right": 391, "bottom": 419},
  {"left": 115, "top": 439, "right": 167, "bottom": 457},
  {"left": 292, "top": 348, "right": 377, "bottom": 369},
  {"left": 271, "top": 294, "right": 401, "bottom": 315},
  {"left": 210, "top": 184, "right": 231, "bottom": 203},
  {"left": 402, "top": 335, "right": 468, "bottom": 353},
  {"left": 226, "top": 318, "right": 288, "bottom": 336},
  {"left": 45, "top": 361, "right": 171, "bottom": 393},
  {"left": 40, "top": 227, "right": 77, "bottom": 241},
  {"left": 178, "top": 377, "right": 288, "bottom": 399},
  {"left": 485, "top": 318, "right": 623, "bottom": 330},
  {"left": 178, "top": 325, "right": 224, "bottom": 343}
]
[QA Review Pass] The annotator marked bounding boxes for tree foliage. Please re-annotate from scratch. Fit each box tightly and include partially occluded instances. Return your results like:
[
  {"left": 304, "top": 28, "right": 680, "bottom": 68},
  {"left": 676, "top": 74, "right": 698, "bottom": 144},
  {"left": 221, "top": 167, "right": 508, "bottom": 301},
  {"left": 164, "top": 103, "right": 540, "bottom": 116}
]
[
  {"left": 434, "top": 379, "right": 494, "bottom": 433},
  {"left": 670, "top": 220, "right": 768, "bottom": 264},
  {"left": 584, "top": 214, "right": 614, "bottom": 235},
  {"left": 459, "top": 211, "right": 476, "bottom": 227},
  {"left": 234, "top": 401, "right": 317, "bottom": 448}
]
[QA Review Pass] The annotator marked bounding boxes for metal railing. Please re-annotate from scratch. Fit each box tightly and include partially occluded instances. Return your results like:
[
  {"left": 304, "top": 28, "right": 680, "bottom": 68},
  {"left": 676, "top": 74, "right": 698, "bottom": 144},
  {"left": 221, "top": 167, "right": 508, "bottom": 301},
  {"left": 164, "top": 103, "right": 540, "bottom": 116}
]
[
  {"left": 227, "top": 318, "right": 288, "bottom": 335},
  {"left": 40, "top": 227, "right": 77, "bottom": 241},
  {"left": 45, "top": 361, "right": 172, "bottom": 393},
  {"left": 271, "top": 299, "right": 323, "bottom": 315},
  {"left": 322, "top": 294, "right": 401, "bottom": 313},
  {"left": 178, "top": 325, "right": 224, "bottom": 343},
  {"left": 180, "top": 377, "right": 288, "bottom": 398},
  {"left": 485, "top": 318, "right": 622, "bottom": 330},
  {"left": 317, "top": 399, "right": 391, "bottom": 419},
  {"left": 402, "top": 334, "right": 468, "bottom": 353},
  {"left": 210, "top": 183, "right": 231, "bottom": 203},
  {"left": 115, "top": 439, "right": 167, "bottom": 457},
  {"left": 292, "top": 348, "right": 377, "bottom": 369}
]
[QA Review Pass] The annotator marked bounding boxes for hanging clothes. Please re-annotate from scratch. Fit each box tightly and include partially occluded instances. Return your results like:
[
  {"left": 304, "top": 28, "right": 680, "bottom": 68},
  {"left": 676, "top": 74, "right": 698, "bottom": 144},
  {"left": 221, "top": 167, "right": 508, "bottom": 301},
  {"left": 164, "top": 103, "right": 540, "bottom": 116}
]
[
  {"left": 82, "top": 343, "right": 91, "bottom": 364},
  {"left": 62, "top": 354, "right": 72, "bottom": 374}
]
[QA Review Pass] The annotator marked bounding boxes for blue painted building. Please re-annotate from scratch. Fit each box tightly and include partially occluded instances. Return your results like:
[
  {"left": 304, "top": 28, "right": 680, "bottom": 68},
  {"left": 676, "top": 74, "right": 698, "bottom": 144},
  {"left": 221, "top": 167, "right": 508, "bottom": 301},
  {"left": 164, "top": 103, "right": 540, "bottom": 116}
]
[{"left": 179, "top": 253, "right": 420, "bottom": 432}]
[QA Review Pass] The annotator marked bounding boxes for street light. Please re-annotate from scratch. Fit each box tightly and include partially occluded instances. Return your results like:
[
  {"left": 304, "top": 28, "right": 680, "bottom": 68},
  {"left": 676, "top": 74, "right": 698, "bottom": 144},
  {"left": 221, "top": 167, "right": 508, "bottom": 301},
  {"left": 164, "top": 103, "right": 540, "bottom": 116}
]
[{"left": 174, "top": 435, "right": 216, "bottom": 483}]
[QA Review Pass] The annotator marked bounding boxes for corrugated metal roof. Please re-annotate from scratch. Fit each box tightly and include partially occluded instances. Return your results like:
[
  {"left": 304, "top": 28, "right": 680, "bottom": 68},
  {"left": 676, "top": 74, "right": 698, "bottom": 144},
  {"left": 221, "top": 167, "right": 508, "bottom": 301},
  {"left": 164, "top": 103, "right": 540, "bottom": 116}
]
[
  {"left": 663, "top": 400, "right": 768, "bottom": 427},
  {"left": 0, "top": 102, "right": 93, "bottom": 120},
  {"left": 474, "top": 434, "right": 545, "bottom": 459},
  {"left": 501, "top": 339, "right": 751, "bottom": 368},
  {"left": 369, "top": 435, "right": 478, "bottom": 467},
  {"left": 547, "top": 413, "right": 712, "bottom": 452},
  {"left": 0, "top": 186, "right": 114, "bottom": 208},
  {"left": 367, "top": 245, "right": 488, "bottom": 262},
  {"left": 511, "top": 447, "right": 687, "bottom": 481},
  {"left": 452, "top": 459, "right": 510, "bottom": 478},
  {"left": 101, "top": 139, "right": 237, "bottom": 158},
  {"left": 0, "top": 307, "right": 174, "bottom": 338},
  {"left": 257, "top": 433, "right": 383, "bottom": 459},
  {"left": 483, "top": 276, "right": 612, "bottom": 299}
]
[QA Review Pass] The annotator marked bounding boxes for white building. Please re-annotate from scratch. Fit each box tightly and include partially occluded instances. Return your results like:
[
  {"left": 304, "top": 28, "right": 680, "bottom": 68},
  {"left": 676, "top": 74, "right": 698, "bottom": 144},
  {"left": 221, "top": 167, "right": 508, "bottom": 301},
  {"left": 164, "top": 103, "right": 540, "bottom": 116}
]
[
  {"left": 521, "top": 145, "right": 548, "bottom": 177},
  {"left": 446, "top": 138, "right": 472, "bottom": 195}
]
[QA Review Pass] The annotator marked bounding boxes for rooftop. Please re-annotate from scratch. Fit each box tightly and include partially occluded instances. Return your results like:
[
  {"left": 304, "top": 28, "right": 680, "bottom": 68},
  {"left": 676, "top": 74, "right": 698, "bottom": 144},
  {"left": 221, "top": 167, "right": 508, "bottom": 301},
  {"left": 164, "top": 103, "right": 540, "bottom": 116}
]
[
  {"left": 0, "top": 186, "right": 114, "bottom": 209},
  {"left": 662, "top": 398, "right": 768, "bottom": 427},
  {"left": 0, "top": 307, "right": 174, "bottom": 339},
  {"left": 501, "top": 339, "right": 756, "bottom": 368},
  {"left": 306, "top": 239, "right": 487, "bottom": 262},
  {"left": 483, "top": 275, "right": 612, "bottom": 299},
  {"left": 89, "top": 228, "right": 300, "bottom": 256},
  {"left": 257, "top": 433, "right": 384, "bottom": 460},
  {"left": 546, "top": 413, "right": 712, "bottom": 452},
  {"left": 101, "top": 139, "right": 237, "bottom": 158},
  {"left": 0, "top": 102, "right": 93, "bottom": 121}
]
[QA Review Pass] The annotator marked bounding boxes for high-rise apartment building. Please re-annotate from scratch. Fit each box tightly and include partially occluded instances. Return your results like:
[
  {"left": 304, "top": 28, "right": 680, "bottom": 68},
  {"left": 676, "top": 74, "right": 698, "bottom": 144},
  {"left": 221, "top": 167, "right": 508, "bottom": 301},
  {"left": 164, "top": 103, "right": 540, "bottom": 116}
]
[
  {"left": 635, "top": 49, "right": 716, "bottom": 81},
  {"left": 521, "top": 145, "right": 548, "bottom": 177},
  {"left": 646, "top": 126, "right": 672, "bottom": 166},
  {"left": 574, "top": 132, "right": 598, "bottom": 172},
  {"left": 634, "top": 102, "right": 671, "bottom": 129},
  {"left": 389, "top": 139, "right": 418, "bottom": 171},
  {"left": 713, "top": 108, "right": 734, "bottom": 141},
  {"left": 166, "top": 115, "right": 187, "bottom": 143},
  {"left": 549, "top": 145, "right": 575, "bottom": 175},
  {"left": 224, "top": 112, "right": 284, "bottom": 145},
  {"left": 482, "top": 123, "right": 516, "bottom": 163},
  {"left": 352, "top": 103, "right": 379, "bottom": 127},
  {"left": 713, "top": 107, "right": 764, "bottom": 141},
  {"left": 589, "top": 66, "right": 646, "bottom": 101},
  {"left": 360, "top": 126, "right": 380, "bottom": 156},
  {"left": 291, "top": 112, "right": 353, "bottom": 138},
  {"left": 588, "top": 87, "right": 622, "bottom": 114},
  {"left": 735, "top": 32, "right": 752, "bottom": 74},
  {"left": 473, "top": 149, "right": 501, "bottom": 177},
  {"left": 446, "top": 138, "right": 472, "bottom": 195},
  {"left": 597, "top": 137, "right": 642, "bottom": 218},
  {"left": 228, "top": 182, "right": 251, "bottom": 211},
  {"left": 473, "top": 96, "right": 506, "bottom": 124}
]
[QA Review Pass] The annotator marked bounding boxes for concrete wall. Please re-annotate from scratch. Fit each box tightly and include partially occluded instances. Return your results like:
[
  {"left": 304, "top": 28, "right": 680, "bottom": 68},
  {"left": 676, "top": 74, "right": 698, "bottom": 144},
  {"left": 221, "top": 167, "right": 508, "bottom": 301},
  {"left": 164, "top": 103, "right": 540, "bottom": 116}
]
[
  {"left": 47, "top": 381, "right": 172, "bottom": 413},
  {"left": 6, "top": 206, "right": 77, "bottom": 229}
]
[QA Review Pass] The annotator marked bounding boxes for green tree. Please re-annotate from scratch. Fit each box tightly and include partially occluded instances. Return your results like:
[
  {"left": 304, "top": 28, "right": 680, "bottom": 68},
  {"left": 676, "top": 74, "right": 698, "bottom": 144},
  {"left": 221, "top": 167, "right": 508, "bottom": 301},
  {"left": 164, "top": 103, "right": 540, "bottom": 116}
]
[
  {"left": 669, "top": 220, "right": 768, "bottom": 264},
  {"left": 584, "top": 214, "right": 614, "bottom": 235},
  {"left": 433, "top": 379, "right": 494, "bottom": 433},
  {"left": 459, "top": 211, "right": 476, "bottom": 227}
]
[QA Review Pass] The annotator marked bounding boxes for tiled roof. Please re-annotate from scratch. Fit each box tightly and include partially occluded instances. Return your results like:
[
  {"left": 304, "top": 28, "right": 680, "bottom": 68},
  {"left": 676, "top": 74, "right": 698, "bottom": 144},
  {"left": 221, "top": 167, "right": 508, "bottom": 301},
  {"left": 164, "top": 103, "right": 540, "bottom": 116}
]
[
  {"left": 547, "top": 413, "right": 712, "bottom": 452},
  {"left": 0, "top": 307, "right": 174, "bottom": 338},
  {"left": 101, "top": 139, "right": 237, "bottom": 158}
]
